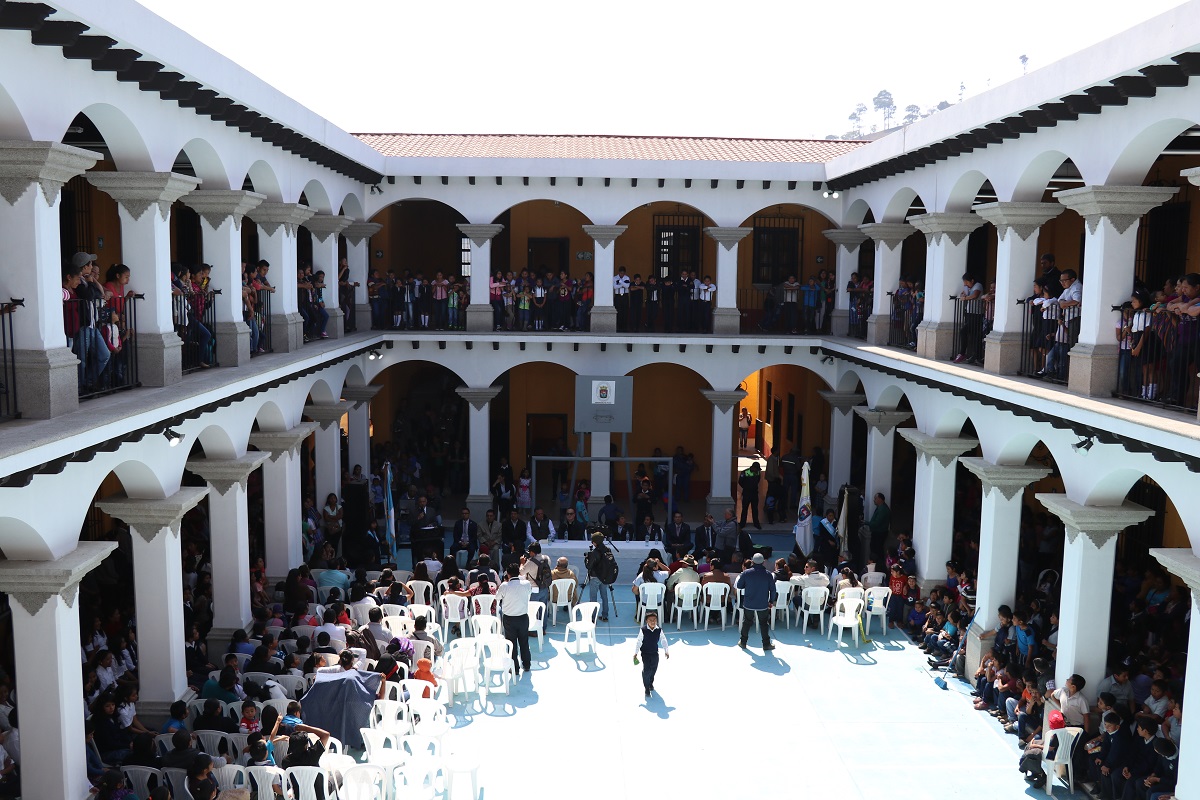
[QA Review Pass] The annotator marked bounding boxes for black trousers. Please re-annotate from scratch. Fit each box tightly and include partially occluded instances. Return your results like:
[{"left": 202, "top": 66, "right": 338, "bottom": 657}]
[
  {"left": 503, "top": 613, "right": 531, "bottom": 671},
  {"left": 640, "top": 649, "right": 659, "bottom": 690},
  {"left": 739, "top": 608, "right": 771, "bottom": 646}
]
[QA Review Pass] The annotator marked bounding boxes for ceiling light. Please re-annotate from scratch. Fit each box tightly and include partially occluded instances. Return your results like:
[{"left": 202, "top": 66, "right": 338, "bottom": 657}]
[{"left": 163, "top": 428, "right": 184, "bottom": 447}]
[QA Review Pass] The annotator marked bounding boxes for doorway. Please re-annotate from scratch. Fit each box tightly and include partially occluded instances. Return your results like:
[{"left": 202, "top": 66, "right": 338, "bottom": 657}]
[
  {"left": 527, "top": 238, "right": 569, "bottom": 276},
  {"left": 526, "top": 413, "right": 568, "bottom": 501}
]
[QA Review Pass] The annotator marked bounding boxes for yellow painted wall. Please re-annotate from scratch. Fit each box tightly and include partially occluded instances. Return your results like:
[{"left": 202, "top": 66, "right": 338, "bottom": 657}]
[
  {"left": 367, "top": 202, "right": 465, "bottom": 276},
  {"left": 505, "top": 201, "right": 593, "bottom": 275},
  {"left": 747, "top": 365, "right": 831, "bottom": 459},
  {"left": 613, "top": 202, "right": 717, "bottom": 280},
  {"left": 733, "top": 205, "right": 841, "bottom": 288}
]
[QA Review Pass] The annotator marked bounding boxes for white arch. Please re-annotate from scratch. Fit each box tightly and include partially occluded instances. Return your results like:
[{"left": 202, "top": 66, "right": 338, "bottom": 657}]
[{"left": 178, "top": 137, "right": 233, "bottom": 190}]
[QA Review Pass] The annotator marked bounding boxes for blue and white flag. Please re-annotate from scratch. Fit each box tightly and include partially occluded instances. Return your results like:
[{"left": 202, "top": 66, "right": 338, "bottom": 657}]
[
  {"left": 794, "top": 461, "right": 813, "bottom": 553},
  {"left": 383, "top": 461, "right": 397, "bottom": 561}
]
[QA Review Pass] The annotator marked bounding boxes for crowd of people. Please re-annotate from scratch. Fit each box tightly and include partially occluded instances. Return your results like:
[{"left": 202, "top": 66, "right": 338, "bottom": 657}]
[
  {"left": 62, "top": 252, "right": 136, "bottom": 395},
  {"left": 1116, "top": 273, "right": 1200, "bottom": 407},
  {"left": 755, "top": 271, "right": 838, "bottom": 335}
]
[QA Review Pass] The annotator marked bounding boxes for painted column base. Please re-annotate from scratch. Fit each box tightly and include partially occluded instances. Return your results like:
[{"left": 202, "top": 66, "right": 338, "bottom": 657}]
[
  {"left": 139, "top": 699, "right": 185, "bottom": 732},
  {"left": 917, "top": 320, "right": 956, "bottom": 361},
  {"left": 466, "top": 305, "right": 493, "bottom": 332},
  {"left": 865, "top": 314, "right": 890, "bottom": 345},
  {"left": 136, "top": 331, "right": 183, "bottom": 387},
  {"left": 965, "top": 622, "right": 995, "bottom": 677},
  {"left": 12, "top": 346, "right": 80, "bottom": 418},
  {"left": 327, "top": 308, "right": 345, "bottom": 339},
  {"left": 214, "top": 320, "right": 251, "bottom": 367},
  {"left": 269, "top": 312, "right": 305, "bottom": 353},
  {"left": 712, "top": 307, "right": 740, "bottom": 335},
  {"left": 829, "top": 309, "right": 849, "bottom": 337},
  {"left": 983, "top": 329, "right": 1024, "bottom": 375},
  {"left": 589, "top": 306, "right": 617, "bottom": 333},
  {"left": 1068, "top": 342, "right": 1119, "bottom": 397},
  {"left": 356, "top": 303, "right": 373, "bottom": 333}
]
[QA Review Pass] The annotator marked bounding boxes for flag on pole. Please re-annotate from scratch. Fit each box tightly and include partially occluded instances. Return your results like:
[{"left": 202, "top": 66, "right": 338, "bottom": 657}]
[
  {"left": 794, "top": 461, "right": 813, "bottom": 553},
  {"left": 836, "top": 489, "right": 850, "bottom": 560},
  {"left": 383, "top": 462, "right": 397, "bottom": 561}
]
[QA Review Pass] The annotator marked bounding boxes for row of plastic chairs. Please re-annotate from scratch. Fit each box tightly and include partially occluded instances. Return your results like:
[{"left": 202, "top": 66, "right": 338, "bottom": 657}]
[
  {"left": 632, "top": 582, "right": 733, "bottom": 631},
  {"left": 184, "top": 697, "right": 294, "bottom": 728}
]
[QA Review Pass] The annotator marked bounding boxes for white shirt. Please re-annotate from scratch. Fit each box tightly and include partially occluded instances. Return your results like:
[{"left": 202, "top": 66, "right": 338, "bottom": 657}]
[
  {"left": 796, "top": 571, "right": 830, "bottom": 590},
  {"left": 1054, "top": 687, "right": 1090, "bottom": 727},
  {"left": 497, "top": 577, "right": 532, "bottom": 616},
  {"left": 613, "top": 275, "right": 630, "bottom": 295},
  {"left": 698, "top": 284, "right": 716, "bottom": 302}
]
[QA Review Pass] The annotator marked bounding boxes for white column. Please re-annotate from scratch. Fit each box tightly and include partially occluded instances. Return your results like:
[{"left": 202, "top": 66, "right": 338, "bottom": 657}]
[
  {"left": 1053, "top": 186, "right": 1177, "bottom": 397},
  {"left": 343, "top": 222, "right": 382, "bottom": 331},
  {"left": 456, "top": 386, "right": 503, "bottom": 517},
  {"left": 248, "top": 202, "right": 315, "bottom": 352},
  {"left": 583, "top": 224, "right": 627, "bottom": 333},
  {"left": 250, "top": 423, "right": 318, "bottom": 578},
  {"left": 458, "top": 224, "right": 504, "bottom": 332},
  {"left": 1148, "top": 548, "right": 1200, "bottom": 799},
  {"left": 97, "top": 489, "right": 208, "bottom": 714},
  {"left": 859, "top": 223, "right": 915, "bottom": 345},
  {"left": 972, "top": 202, "right": 1064, "bottom": 374},
  {"left": 818, "top": 390, "right": 864, "bottom": 495},
  {"left": 896, "top": 428, "right": 975, "bottom": 584},
  {"left": 0, "top": 542, "right": 116, "bottom": 800},
  {"left": 306, "top": 402, "right": 353, "bottom": 507},
  {"left": 86, "top": 172, "right": 201, "bottom": 386},
  {"left": 1038, "top": 495, "right": 1153, "bottom": 697},
  {"left": 180, "top": 190, "right": 266, "bottom": 366},
  {"left": 704, "top": 227, "right": 752, "bottom": 335},
  {"left": 303, "top": 214, "right": 353, "bottom": 339},
  {"left": 342, "top": 385, "right": 382, "bottom": 475},
  {"left": 701, "top": 389, "right": 747, "bottom": 518},
  {"left": 906, "top": 212, "right": 986, "bottom": 361},
  {"left": 588, "top": 431, "right": 611, "bottom": 517},
  {"left": 960, "top": 459, "right": 1050, "bottom": 671},
  {"left": 855, "top": 409, "right": 913, "bottom": 514},
  {"left": 0, "top": 141, "right": 100, "bottom": 418},
  {"left": 186, "top": 454, "right": 268, "bottom": 637},
  {"left": 822, "top": 228, "right": 869, "bottom": 336}
]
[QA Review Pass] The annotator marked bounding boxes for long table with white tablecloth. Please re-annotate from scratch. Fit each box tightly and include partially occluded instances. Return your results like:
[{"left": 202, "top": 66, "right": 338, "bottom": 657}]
[{"left": 541, "top": 539, "right": 666, "bottom": 584}]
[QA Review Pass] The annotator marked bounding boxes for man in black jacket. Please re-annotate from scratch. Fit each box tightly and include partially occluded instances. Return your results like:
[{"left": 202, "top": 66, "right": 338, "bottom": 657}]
[
  {"left": 664, "top": 511, "right": 691, "bottom": 557},
  {"left": 1114, "top": 716, "right": 1161, "bottom": 799},
  {"left": 1088, "top": 711, "right": 1132, "bottom": 799},
  {"left": 693, "top": 513, "right": 716, "bottom": 556},
  {"left": 449, "top": 507, "right": 479, "bottom": 564}
]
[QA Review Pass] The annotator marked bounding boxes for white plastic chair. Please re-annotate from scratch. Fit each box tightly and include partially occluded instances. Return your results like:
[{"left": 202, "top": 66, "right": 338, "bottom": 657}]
[
  {"left": 398, "top": 678, "right": 438, "bottom": 702},
  {"left": 566, "top": 601, "right": 600, "bottom": 655},
  {"left": 226, "top": 732, "right": 249, "bottom": 764},
  {"left": 247, "top": 765, "right": 287, "bottom": 800},
  {"left": 212, "top": 764, "right": 248, "bottom": 792},
  {"left": 349, "top": 604, "right": 374, "bottom": 627},
  {"left": 408, "top": 603, "right": 438, "bottom": 625},
  {"left": 407, "top": 698, "right": 452, "bottom": 744},
  {"left": 796, "top": 586, "right": 830, "bottom": 634},
  {"left": 286, "top": 765, "right": 332, "bottom": 800},
  {"left": 671, "top": 582, "right": 703, "bottom": 630},
  {"left": 836, "top": 586, "right": 866, "bottom": 604},
  {"left": 702, "top": 583, "right": 730, "bottom": 631},
  {"left": 861, "top": 571, "right": 886, "bottom": 588},
  {"left": 319, "top": 752, "right": 356, "bottom": 783},
  {"left": 398, "top": 734, "right": 441, "bottom": 765},
  {"left": 828, "top": 597, "right": 865, "bottom": 646},
  {"left": 731, "top": 588, "right": 761, "bottom": 634},
  {"left": 442, "top": 649, "right": 481, "bottom": 700},
  {"left": 528, "top": 600, "right": 546, "bottom": 651},
  {"left": 163, "top": 768, "right": 193, "bottom": 800},
  {"left": 370, "top": 698, "right": 408, "bottom": 734},
  {"left": 440, "top": 595, "right": 470, "bottom": 640},
  {"left": 469, "top": 614, "right": 502, "bottom": 638},
  {"left": 471, "top": 594, "right": 501, "bottom": 617},
  {"left": 274, "top": 674, "right": 308, "bottom": 699},
  {"left": 407, "top": 581, "right": 435, "bottom": 607},
  {"left": 392, "top": 762, "right": 438, "bottom": 800},
  {"left": 411, "top": 639, "right": 436, "bottom": 664},
  {"left": 863, "top": 586, "right": 892, "bottom": 636},
  {"left": 359, "top": 727, "right": 400, "bottom": 762},
  {"left": 380, "top": 603, "right": 406, "bottom": 618},
  {"left": 244, "top": 670, "right": 277, "bottom": 687},
  {"left": 342, "top": 764, "right": 387, "bottom": 800},
  {"left": 479, "top": 635, "right": 515, "bottom": 696},
  {"left": 186, "top": 698, "right": 209, "bottom": 727},
  {"left": 195, "top": 729, "right": 232, "bottom": 759},
  {"left": 316, "top": 585, "right": 338, "bottom": 604},
  {"left": 383, "top": 615, "right": 414, "bottom": 638},
  {"left": 636, "top": 583, "right": 666, "bottom": 626},
  {"left": 1045, "top": 726, "right": 1085, "bottom": 797},
  {"left": 224, "top": 652, "right": 252, "bottom": 671},
  {"left": 292, "top": 624, "right": 318, "bottom": 640},
  {"left": 549, "top": 578, "right": 577, "bottom": 624},
  {"left": 771, "top": 581, "right": 796, "bottom": 629},
  {"left": 120, "top": 765, "right": 164, "bottom": 800},
  {"left": 154, "top": 731, "right": 178, "bottom": 757},
  {"left": 436, "top": 579, "right": 452, "bottom": 598}
]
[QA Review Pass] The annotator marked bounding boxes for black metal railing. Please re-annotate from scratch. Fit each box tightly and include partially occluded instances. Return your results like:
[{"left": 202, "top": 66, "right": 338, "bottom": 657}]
[
  {"left": 68, "top": 294, "right": 141, "bottom": 400},
  {"left": 886, "top": 291, "right": 918, "bottom": 350},
  {"left": 847, "top": 286, "right": 872, "bottom": 339},
  {"left": 949, "top": 296, "right": 987, "bottom": 364},
  {"left": 174, "top": 289, "right": 218, "bottom": 373},
  {"left": 252, "top": 288, "right": 273, "bottom": 355},
  {"left": 0, "top": 298, "right": 23, "bottom": 422},
  {"left": 741, "top": 285, "right": 836, "bottom": 335},
  {"left": 1018, "top": 297, "right": 1075, "bottom": 385},
  {"left": 1114, "top": 305, "right": 1199, "bottom": 412}
]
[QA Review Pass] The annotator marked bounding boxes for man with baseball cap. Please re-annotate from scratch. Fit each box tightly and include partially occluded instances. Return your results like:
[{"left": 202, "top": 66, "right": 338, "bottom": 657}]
[{"left": 735, "top": 552, "right": 777, "bottom": 651}]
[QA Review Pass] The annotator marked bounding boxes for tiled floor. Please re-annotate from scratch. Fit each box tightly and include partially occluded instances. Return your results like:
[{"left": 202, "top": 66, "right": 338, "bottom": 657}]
[{"left": 427, "top": 607, "right": 1041, "bottom": 800}]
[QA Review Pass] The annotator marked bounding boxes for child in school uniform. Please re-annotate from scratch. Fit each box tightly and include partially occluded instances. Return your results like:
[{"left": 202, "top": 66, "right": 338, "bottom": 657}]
[{"left": 633, "top": 611, "right": 669, "bottom": 697}]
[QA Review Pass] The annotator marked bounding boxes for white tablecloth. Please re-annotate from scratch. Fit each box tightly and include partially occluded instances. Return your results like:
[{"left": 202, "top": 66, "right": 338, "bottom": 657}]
[{"left": 542, "top": 539, "right": 666, "bottom": 583}]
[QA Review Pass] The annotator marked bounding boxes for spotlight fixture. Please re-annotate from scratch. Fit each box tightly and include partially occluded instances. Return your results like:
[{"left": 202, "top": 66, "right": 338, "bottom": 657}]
[
  {"left": 822, "top": 189, "right": 840, "bottom": 199},
  {"left": 163, "top": 428, "right": 184, "bottom": 447},
  {"left": 821, "top": 355, "right": 835, "bottom": 365},
  {"left": 369, "top": 184, "right": 383, "bottom": 195},
  {"left": 1072, "top": 436, "right": 1094, "bottom": 452},
  {"left": 367, "top": 349, "right": 381, "bottom": 361}
]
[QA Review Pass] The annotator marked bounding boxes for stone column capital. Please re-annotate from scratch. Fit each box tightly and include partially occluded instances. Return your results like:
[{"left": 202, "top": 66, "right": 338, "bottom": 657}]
[
  {"left": 1148, "top": 548, "right": 1200, "bottom": 604},
  {"left": 0, "top": 541, "right": 117, "bottom": 615},
  {"left": 853, "top": 407, "right": 913, "bottom": 436},
  {"left": 304, "top": 401, "right": 355, "bottom": 430},
  {"left": 582, "top": 224, "right": 629, "bottom": 249},
  {"left": 342, "top": 221, "right": 383, "bottom": 245},
  {"left": 247, "top": 202, "right": 315, "bottom": 237},
  {"left": 704, "top": 226, "right": 752, "bottom": 251},
  {"left": 1052, "top": 185, "right": 1179, "bottom": 235},
  {"left": 971, "top": 201, "right": 1064, "bottom": 243},
  {"left": 341, "top": 385, "right": 383, "bottom": 409},
  {"left": 818, "top": 390, "right": 866, "bottom": 413},
  {"left": 303, "top": 213, "right": 353, "bottom": 243},
  {"left": 456, "top": 223, "right": 504, "bottom": 247},
  {"left": 248, "top": 422, "right": 319, "bottom": 461},
  {"left": 700, "top": 389, "right": 748, "bottom": 413},
  {"left": 0, "top": 140, "right": 102, "bottom": 206},
  {"left": 1035, "top": 494, "right": 1154, "bottom": 549},
  {"left": 455, "top": 386, "right": 502, "bottom": 410},
  {"left": 897, "top": 429, "right": 978, "bottom": 468},
  {"left": 179, "top": 189, "right": 266, "bottom": 232},
  {"left": 859, "top": 222, "right": 916, "bottom": 251},
  {"left": 822, "top": 228, "right": 870, "bottom": 253},
  {"left": 185, "top": 453, "right": 269, "bottom": 496},
  {"left": 97, "top": 487, "right": 209, "bottom": 543},
  {"left": 959, "top": 457, "right": 1050, "bottom": 501},
  {"left": 906, "top": 212, "right": 986, "bottom": 247},
  {"left": 85, "top": 171, "right": 202, "bottom": 222}
]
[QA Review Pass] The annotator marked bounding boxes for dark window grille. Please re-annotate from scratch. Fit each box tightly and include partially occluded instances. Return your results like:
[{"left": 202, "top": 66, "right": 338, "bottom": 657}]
[
  {"left": 174, "top": 289, "right": 219, "bottom": 374},
  {"left": 253, "top": 288, "right": 273, "bottom": 355},
  {"left": 69, "top": 294, "right": 142, "bottom": 400},
  {"left": 752, "top": 217, "right": 802, "bottom": 285},
  {"left": 653, "top": 214, "right": 704, "bottom": 278},
  {"left": 0, "top": 299, "right": 22, "bottom": 422}
]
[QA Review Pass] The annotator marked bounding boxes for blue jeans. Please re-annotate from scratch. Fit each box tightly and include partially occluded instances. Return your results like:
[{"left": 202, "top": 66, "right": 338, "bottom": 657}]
[
  {"left": 586, "top": 577, "right": 609, "bottom": 618},
  {"left": 1118, "top": 349, "right": 1136, "bottom": 394},
  {"left": 72, "top": 328, "right": 111, "bottom": 387}
]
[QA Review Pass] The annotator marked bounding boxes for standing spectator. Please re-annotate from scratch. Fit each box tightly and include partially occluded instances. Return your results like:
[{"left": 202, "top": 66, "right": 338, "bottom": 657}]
[
  {"left": 738, "top": 408, "right": 751, "bottom": 449},
  {"left": 738, "top": 461, "right": 763, "bottom": 530},
  {"left": 735, "top": 553, "right": 777, "bottom": 650},
  {"left": 954, "top": 272, "right": 985, "bottom": 365},
  {"left": 781, "top": 274, "right": 801, "bottom": 334},
  {"left": 633, "top": 611, "right": 670, "bottom": 697},
  {"left": 496, "top": 562, "right": 533, "bottom": 676},
  {"left": 867, "top": 492, "right": 891, "bottom": 567},
  {"left": 613, "top": 265, "right": 630, "bottom": 330}
]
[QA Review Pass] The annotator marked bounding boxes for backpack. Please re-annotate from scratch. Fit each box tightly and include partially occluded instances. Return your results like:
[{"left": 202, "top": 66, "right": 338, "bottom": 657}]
[
  {"left": 593, "top": 548, "right": 619, "bottom": 585},
  {"left": 533, "top": 555, "right": 553, "bottom": 590}
]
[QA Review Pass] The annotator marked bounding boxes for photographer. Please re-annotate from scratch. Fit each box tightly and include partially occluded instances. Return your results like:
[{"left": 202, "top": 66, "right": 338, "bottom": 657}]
[{"left": 584, "top": 532, "right": 613, "bottom": 621}]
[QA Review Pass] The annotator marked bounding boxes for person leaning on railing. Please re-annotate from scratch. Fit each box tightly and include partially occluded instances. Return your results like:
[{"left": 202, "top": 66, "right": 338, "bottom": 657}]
[
  {"left": 63, "top": 253, "right": 111, "bottom": 391},
  {"left": 1161, "top": 273, "right": 1200, "bottom": 405}
]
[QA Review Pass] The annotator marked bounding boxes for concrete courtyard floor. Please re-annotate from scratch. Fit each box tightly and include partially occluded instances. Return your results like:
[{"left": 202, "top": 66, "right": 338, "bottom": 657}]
[{"left": 424, "top": 605, "right": 1045, "bottom": 800}]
